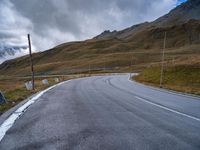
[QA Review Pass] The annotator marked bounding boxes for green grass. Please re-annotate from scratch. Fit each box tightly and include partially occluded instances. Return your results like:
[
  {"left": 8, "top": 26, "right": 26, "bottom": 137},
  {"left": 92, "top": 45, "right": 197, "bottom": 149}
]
[{"left": 133, "top": 64, "right": 200, "bottom": 95}]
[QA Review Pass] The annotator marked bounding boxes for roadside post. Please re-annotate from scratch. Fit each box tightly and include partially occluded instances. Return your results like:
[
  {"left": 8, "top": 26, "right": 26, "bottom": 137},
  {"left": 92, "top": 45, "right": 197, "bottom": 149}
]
[
  {"left": 159, "top": 32, "right": 167, "bottom": 88},
  {"left": 130, "top": 56, "right": 133, "bottom": 78},
  {"left": 42, "top": 79, "right": 49, "bottom": 85},
  {"left": 25, "top": 81, "right": 33, "bottom": 90},
  {"left": 54, "top": 78, "right": 59, "bottom": 83},
  {"left": 89, "top": 64, "right": 91, "bottom": 76},
  {"left": 0, "top": 91, "right": 7, "bottom": 104},
  {"left": 104, "top": 62, "right": 106, "bottom": 72}
]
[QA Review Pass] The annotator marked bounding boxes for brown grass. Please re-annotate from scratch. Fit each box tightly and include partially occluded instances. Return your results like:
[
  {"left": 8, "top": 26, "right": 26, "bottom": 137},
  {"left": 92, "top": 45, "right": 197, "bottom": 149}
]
[
  {"left": 133, "top": 61, "right": 200, "bottom": 96},
  {"left": 0, "top": 75, "right": 84, "bottom": 115},
  {"left": 0, "top": 20, "right": 200, "bottom": 76}
]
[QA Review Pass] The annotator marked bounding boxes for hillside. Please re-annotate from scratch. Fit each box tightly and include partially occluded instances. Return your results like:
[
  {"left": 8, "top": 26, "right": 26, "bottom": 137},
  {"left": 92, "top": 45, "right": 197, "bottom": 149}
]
[
  {"left": 94, "top": 0, "right": 200, "bottom": 40},
  {"left": 152, "top": 0, "right": 200, "bottom": 27},
  {"left": 0, "top": 0, "right": 200, "bottom": 77}
]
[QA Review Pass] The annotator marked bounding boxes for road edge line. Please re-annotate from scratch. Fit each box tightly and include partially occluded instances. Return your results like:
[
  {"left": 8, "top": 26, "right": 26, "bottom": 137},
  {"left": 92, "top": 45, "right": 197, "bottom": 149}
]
[
  {"left": 134, "top": 96, "right": 200, "bottom": 122},
  {"left": 0, "top": 80, "right": 70, "bottom": 142},
  {"left": 128, "top": 76, "right": 200, "bottom": 100}
]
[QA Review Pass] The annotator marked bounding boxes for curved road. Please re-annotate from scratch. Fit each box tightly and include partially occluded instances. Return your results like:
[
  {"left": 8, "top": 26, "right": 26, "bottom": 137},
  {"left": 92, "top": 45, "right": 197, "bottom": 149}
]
[{"left": 0, "top": 75, "right": 200, "bottom": 150}]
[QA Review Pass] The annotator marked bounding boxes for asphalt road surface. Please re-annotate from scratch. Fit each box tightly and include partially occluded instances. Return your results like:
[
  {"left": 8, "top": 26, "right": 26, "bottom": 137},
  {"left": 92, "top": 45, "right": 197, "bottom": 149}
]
[{"left": 0, "top": 75, "right": 200, "bottom": 150}]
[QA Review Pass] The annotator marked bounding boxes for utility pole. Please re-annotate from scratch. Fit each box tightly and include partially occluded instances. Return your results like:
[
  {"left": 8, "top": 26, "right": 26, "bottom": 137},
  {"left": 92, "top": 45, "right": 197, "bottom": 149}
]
[
  {"left": 172, "top": 56, "right": 175, "bottom": 65},
  {"left": 130, "top": 57, "right": 132, "bottom": 67},
  {"left": 104, "top": 62, "right": 106, "bottom": 72},
  {"left": 130, "top": 56, "right": 133, "bottom": 78},
  {"left": 159, "top": 32, "right": 166, "bottom": 88},
  {"left": 89, "top": 64, "right": 91, "bottom": 75},
  {"left": 27, "top": 34, "right": 35, "bottom": 90}
]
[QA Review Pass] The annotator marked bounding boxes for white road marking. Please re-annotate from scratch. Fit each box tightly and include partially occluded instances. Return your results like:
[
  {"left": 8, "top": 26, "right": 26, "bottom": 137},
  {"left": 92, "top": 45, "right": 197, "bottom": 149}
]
[
  {"left": 0, "top": 75, "right": 199, "bottom": 142},
  {"left": 134, "top": 96, "right": 200, "bottom": 122},
  {"left": 128, "top": 77, "right": 200, "bottom": 100},
  {"left": 0, "top": 80, "right": 70, "bottom": 142}
]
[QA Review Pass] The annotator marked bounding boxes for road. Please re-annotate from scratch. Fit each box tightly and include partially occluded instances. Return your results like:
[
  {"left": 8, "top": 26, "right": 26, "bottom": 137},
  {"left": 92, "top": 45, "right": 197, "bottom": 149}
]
[{"left": 0, "top": 75, "right": 200, "bottom": 150}]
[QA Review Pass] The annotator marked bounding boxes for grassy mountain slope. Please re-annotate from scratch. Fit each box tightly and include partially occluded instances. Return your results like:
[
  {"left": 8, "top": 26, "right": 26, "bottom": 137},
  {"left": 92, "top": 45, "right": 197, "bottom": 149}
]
[
  {"left": 0, "top": 20, "right": 199, "bottom": 76},
  {"left": 0, "top": 0, "right": 199, "bottom": 77},
  {"left": 0, "top": 0, "right": 200, "bottom": 114}
]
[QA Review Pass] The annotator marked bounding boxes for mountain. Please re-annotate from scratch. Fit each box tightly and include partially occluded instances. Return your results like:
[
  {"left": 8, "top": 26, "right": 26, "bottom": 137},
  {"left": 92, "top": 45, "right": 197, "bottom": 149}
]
[
  {"left": 94, "top": 22, "right": 149, "bottom": 40},
  {"left": 0, "top": 0, "right": 200, "bottom": 76},
  {"left": 152, "top": 0, "right": 200, "bottom": 27},
  {"left": 0, "top": 45, "right": 28, "bottom": 63},
  {"left": 94, "top": 0, "right": 200, "bottom": 40}
]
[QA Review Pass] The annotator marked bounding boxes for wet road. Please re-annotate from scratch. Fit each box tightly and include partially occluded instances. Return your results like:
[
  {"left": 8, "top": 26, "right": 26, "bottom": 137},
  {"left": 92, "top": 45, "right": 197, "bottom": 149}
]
[{"left": 0, "top": 75, "right": 200, "bottom": 150}]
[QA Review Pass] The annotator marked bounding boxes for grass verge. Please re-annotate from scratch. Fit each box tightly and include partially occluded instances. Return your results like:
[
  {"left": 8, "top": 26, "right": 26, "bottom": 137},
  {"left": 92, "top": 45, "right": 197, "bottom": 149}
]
[
  {"left": 133, "top": 64, "right": 200, "bottom": 96},
  {"left": 0, "top": 75, "right": 88, "bottom": 115}
]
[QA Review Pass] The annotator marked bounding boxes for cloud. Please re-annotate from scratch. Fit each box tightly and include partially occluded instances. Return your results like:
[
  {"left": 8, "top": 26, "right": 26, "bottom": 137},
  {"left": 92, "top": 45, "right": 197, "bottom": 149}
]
[{"left": 0, "top": 0, "right": 182, "bottom": 59}]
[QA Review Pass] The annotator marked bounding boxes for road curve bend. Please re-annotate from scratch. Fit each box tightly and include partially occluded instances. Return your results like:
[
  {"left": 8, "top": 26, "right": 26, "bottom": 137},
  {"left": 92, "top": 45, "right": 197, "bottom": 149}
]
[{"left": 0, "top": 75, "right": 200, "bottom": 150}]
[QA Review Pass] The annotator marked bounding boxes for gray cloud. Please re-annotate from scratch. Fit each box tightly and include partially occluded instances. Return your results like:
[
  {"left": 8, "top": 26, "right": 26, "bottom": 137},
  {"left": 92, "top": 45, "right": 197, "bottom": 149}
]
[{"left": 1, "top": 0, "right": 181, "bottom": 54}]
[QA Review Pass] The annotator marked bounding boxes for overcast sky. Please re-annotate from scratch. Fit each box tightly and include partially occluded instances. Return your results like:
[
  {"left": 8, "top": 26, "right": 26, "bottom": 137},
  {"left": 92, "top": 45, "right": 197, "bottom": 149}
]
[{"left": 0, "top": 0, "right": 187, "bottom": 52}]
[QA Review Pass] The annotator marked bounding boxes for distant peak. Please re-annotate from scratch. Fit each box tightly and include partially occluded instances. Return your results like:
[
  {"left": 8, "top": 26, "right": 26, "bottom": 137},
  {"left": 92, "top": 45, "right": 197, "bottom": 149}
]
[
  {"left": 94, "top": 30, "right": 118, "bottom": 40},
  {"left": 102, "top": 30, "right": 117, "bottom": 34}
]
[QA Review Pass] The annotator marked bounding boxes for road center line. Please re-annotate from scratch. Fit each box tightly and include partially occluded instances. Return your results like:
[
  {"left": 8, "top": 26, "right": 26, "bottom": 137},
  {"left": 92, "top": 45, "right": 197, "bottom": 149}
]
[{"left": 134, "top": 96, "right": 200, "bottom": 122}]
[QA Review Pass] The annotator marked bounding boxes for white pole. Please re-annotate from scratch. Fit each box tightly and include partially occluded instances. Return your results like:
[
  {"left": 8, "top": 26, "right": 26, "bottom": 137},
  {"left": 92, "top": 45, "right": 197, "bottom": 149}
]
[
  {"left": 89, "top": 64, "right": 91, "bottom": 75},
  {"left": 130, "top": 56, "right": 133, "bottom": 78}
]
